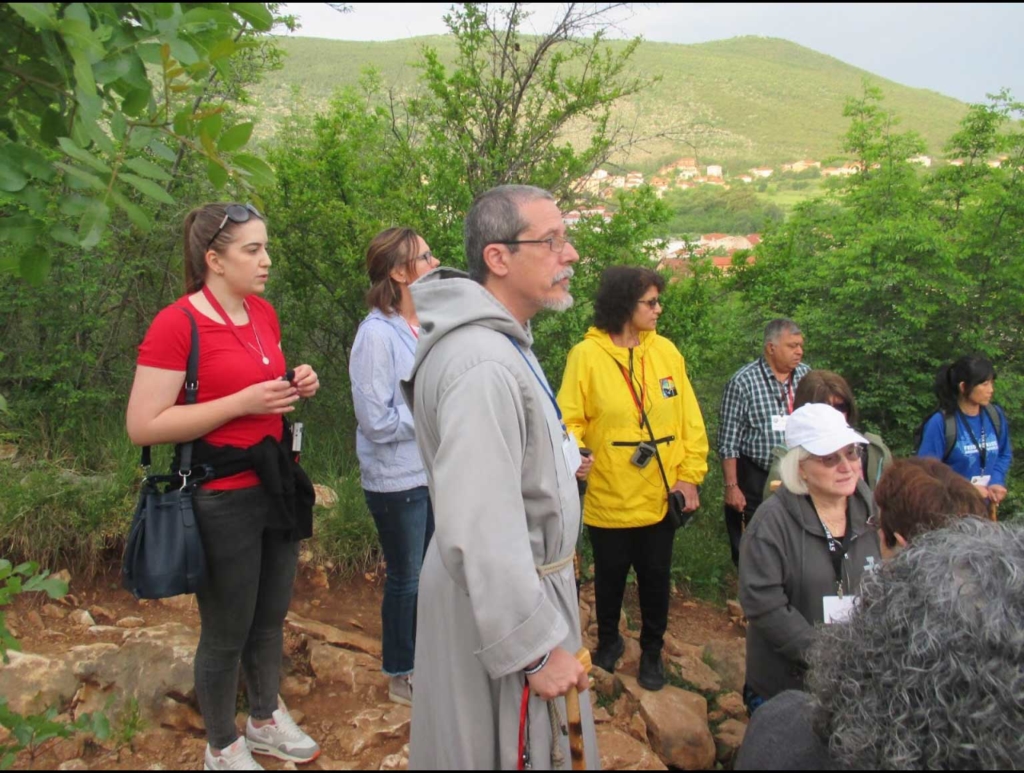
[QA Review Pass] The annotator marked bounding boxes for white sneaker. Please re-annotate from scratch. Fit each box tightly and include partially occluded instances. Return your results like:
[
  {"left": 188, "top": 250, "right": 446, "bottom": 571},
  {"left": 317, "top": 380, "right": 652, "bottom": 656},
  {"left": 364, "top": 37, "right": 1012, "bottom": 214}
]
[
  {"left": 204, "top": 737, "right": 264, "bottom": 771},
  {"left": 389, "top": 674, "right": 413, "bottom": 707},
  {"left": 246, "top": 709, "right": 321, "bottom": 763}
]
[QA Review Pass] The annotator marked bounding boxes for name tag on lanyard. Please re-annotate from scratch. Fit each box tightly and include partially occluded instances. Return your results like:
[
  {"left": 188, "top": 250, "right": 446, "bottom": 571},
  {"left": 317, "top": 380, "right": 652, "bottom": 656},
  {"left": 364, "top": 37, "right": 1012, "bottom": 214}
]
[
  {"left": 771, "top": 414, "right": 789, "bottom": 433},
  {"left": 823, "top": 594, "right": 856, "bottom": 624}
]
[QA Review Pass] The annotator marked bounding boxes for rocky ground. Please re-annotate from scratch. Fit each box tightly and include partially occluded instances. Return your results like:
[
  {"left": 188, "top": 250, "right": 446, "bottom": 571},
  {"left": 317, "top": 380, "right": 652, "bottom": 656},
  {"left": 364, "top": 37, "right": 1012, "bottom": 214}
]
[{"left": 0, "top": 556, "right": 748, "bottom": 771}]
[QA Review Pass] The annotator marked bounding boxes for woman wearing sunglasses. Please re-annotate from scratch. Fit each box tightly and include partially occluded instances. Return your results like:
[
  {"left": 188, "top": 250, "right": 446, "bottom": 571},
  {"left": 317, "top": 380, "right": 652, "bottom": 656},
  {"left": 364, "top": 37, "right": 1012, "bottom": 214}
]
[
  {"left": 739, "top": 403, "right": 880, "bottom": 714},
  {"left": 348, "top": 227, "right": 440, "bottom": 707},
  {"left": 127, "top": 203, "right": 321, "bottom": 770},
  {"left": 557, "top": 265, "right": 708, "bottom": 692},
  {"left": 762, "top": 370, "right": 893, "bottom": 499}
]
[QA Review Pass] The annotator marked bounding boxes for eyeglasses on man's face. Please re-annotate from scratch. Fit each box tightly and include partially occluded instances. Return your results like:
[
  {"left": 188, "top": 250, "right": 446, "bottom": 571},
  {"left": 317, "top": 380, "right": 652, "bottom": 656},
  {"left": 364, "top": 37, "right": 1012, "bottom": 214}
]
[
  {"left": 638, "top": 297, "right": 663, "bottom": 310},
  {"left": 493, "top": 235, "right": 574, "bottom": 254},
  {"left": 207, "top": 203, "right": 263, "bottom": 250},
  {"left": 809, "top": 445, "right": 862, "bottom": 468}
]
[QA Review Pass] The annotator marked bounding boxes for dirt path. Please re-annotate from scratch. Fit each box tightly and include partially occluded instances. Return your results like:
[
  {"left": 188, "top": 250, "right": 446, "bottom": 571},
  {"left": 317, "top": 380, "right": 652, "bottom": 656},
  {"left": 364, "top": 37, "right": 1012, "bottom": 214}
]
[{"left": 5, "top": 559, "right": 743, "bottom": 770}]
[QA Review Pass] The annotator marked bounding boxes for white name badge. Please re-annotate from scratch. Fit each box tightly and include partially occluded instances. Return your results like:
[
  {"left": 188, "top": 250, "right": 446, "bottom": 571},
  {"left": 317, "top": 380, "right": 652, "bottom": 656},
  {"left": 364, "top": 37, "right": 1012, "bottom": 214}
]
[
  {"left": 562, "top": 432, "right": 582, "bottom": 477},
  {"left": 823, "top": 595, "right": 856, "bottom": 624},
  {"left": 971, "top": 475, "right": 991, "bottom": 486},
  {"left": 771, "top": 415, "right": 789, "bottom": 433}
]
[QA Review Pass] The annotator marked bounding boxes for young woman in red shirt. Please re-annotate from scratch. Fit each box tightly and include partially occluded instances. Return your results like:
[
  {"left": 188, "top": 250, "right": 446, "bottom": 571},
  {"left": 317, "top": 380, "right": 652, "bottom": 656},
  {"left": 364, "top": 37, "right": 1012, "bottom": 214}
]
[{"left": 127, "top": 203, "right": 321, "bottom": 771}]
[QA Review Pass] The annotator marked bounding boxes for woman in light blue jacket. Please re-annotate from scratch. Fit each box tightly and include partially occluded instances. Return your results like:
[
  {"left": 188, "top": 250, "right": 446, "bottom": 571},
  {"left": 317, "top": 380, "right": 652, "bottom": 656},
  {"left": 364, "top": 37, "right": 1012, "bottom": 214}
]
[{"left": 349, "top": 227, "right": 439, "bottom": 706}]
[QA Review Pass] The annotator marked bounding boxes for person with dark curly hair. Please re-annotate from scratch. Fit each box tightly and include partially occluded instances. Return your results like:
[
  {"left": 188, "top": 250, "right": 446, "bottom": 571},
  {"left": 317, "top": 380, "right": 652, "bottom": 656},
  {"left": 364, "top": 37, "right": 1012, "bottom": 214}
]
[
  {"left": 557, "top": 265, "right": 708, "bottom": 691},
  {"left": 871, "top": 456, "right": 987, "bottom": 559},
  {"left": 735, "top": 518, "right": 1024, "bottom": 770}
]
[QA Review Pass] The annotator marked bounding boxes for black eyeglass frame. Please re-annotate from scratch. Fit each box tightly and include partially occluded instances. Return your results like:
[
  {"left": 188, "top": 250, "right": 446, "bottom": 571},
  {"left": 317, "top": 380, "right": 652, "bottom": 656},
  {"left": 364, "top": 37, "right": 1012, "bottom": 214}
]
[
  {"left": 492, "top": 236, "right": 573, "bottom": 254},
  {"left": 206, "top": 203, "right": 264, "bottom": 251},
  {"left": 637, "top": 297, "right": 663, "bottom": 309}
]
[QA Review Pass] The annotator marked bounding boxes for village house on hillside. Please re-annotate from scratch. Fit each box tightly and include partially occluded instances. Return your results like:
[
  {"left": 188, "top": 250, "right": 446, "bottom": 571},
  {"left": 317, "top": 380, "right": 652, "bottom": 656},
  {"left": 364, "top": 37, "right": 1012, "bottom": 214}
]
[
  {"left": 750, "top": 166, "right": 774, "bottom": 178},
  {"left": 821, "top": 162, "right": 861, "bottom": 178},
  {"left": 563, "top": 207, "right": 612, "bottom": 226},
  {"left": 707, "top": 164, "right": 723, "bottom": 179},
  {"left": 781, "top": 159, "right": 821, "bottom": 173},
  {"left": 658, "top": 157, "right": 700, "bottom": 179},
  {"left": 908, "top": 155, "right": 932, "bottom": 167}
]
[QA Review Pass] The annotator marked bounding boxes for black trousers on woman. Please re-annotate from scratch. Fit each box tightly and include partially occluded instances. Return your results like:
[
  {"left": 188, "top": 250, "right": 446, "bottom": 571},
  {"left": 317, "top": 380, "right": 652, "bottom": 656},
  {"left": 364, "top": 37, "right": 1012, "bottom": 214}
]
[{"left": 588, "top": 516, "right": 675, "bottom": 654}]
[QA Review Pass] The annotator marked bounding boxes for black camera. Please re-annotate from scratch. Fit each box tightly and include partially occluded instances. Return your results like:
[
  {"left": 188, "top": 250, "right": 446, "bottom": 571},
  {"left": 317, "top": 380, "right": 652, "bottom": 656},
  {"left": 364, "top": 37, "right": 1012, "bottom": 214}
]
[{"left": 630, "top": 442, "right": 656, "bottom": 469}]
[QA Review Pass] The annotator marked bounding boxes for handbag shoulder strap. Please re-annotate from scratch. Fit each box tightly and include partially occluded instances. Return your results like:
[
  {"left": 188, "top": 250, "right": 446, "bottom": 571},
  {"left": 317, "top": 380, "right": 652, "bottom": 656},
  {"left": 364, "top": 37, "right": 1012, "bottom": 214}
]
[
  {"left": 640, "top": 400, "right": 673, "bottom": 497},
  {"left": 140, "top": 306, "right": 200, "bottom": 469}
]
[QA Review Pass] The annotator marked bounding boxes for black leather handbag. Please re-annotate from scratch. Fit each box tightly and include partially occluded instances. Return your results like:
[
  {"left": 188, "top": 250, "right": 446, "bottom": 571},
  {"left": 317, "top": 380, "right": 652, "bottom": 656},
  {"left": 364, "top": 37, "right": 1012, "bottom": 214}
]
[{"left": 122, "top": 308, "right": 208, "bottom": 599}]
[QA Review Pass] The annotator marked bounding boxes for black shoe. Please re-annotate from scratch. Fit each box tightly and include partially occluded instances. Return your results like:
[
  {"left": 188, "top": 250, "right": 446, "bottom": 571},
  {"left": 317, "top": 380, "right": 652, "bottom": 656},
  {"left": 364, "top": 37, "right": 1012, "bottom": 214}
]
[
  {"left": 591, "top": 635, "right": 625, "bottom": 673},
  {"left": 638, "top": 649, "right": 666, "bottom": 691}
]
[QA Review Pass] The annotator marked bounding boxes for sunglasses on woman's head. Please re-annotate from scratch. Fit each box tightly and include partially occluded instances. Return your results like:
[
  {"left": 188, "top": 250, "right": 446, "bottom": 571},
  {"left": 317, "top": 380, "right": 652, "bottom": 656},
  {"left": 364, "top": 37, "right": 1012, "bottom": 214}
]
[{"left": 206, "top": 204, "right": 263, "bottom": 250}]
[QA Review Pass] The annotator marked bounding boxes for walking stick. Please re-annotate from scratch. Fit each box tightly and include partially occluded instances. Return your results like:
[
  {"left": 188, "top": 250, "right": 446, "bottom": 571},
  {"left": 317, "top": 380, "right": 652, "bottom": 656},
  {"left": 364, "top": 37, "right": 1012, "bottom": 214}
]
[
  {"left": 989, "top": 500, "right": 998, "bottom": 522},
  {"left": 566, "top": 648, "right": 592, "bottom": 771}
]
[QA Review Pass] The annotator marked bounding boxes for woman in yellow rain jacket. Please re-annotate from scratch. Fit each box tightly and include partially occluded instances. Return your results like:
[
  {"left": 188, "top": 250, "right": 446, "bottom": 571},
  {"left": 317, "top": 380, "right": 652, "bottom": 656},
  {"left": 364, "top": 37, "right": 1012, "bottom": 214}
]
[{"left": 558, "top": 266, "right": 708, "bottom": 692}]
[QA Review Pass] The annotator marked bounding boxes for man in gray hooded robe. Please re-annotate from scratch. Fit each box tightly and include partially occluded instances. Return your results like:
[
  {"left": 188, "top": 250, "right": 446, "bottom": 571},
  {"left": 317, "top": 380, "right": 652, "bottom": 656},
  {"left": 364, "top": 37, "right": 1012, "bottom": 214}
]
[{"left": 402, "top": 185, "right": 598, "bottom": 770}]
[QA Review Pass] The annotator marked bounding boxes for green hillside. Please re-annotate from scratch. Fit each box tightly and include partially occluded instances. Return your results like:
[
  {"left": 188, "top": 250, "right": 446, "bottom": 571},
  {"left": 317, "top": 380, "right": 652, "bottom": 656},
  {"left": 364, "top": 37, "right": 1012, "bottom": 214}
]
[{"left": 251, "top": 34, "right": 968, "bottom": 167}]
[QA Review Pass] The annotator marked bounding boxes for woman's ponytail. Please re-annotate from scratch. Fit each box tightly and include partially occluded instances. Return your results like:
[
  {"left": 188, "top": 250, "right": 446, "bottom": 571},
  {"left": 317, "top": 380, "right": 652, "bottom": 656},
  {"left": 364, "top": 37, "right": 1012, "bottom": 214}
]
[{"left": 183, "top": 209, "right": 205, "bottom": 294}]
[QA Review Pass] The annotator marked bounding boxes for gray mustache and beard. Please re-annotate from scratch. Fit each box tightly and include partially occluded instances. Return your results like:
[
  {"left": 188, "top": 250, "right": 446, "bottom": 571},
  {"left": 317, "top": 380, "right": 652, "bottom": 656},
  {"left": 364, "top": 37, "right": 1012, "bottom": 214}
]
[{"left": 542, "top": 267, "right": 575, "bottom": 312}]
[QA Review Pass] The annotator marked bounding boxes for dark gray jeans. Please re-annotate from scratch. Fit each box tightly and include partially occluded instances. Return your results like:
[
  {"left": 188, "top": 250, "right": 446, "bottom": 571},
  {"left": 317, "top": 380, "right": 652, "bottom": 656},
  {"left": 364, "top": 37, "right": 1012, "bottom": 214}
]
[{"left": 192, "top": 486, "right": 299, "bottom": 750}]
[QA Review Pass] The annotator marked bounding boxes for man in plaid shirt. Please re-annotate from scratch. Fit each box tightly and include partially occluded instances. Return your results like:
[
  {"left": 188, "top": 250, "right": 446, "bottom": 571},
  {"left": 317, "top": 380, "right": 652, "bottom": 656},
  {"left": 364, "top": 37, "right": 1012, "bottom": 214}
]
[{"left": 718, "top": 319, "right": 810, "bottom": 566}]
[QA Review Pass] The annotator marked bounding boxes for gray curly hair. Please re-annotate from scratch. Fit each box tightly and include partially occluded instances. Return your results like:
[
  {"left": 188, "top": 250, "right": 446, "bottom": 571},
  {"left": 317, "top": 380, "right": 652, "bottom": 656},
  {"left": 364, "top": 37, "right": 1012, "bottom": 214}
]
[{"left": 806, "top": 518, "right": 1024, "bottom": 769}]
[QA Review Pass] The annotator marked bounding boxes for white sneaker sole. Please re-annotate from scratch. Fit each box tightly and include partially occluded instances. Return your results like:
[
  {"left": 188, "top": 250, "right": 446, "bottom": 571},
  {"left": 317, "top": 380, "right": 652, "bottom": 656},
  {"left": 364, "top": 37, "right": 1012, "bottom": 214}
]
[
  {"left": 389, "top": 691, "right": 412, "bottom": 707},
  {"left": 246, "top": 740, "right": 321, "bottom": 764}
]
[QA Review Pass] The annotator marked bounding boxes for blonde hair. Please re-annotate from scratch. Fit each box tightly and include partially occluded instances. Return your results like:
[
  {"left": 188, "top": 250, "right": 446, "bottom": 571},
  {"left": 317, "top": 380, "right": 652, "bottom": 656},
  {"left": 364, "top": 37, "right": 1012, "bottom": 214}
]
[{"left": 779, "top": 447, "right": 812, "bottom": 494}]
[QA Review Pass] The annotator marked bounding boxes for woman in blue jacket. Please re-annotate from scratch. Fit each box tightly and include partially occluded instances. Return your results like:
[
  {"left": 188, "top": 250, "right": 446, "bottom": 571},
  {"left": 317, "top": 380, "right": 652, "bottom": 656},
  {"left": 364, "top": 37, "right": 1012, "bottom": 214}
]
[
  {"left": 349, "top": 227, "right": 439, "bottom": 705},
  {"left": 917, "top": 355, "right": 1012, "bottom": 505}
]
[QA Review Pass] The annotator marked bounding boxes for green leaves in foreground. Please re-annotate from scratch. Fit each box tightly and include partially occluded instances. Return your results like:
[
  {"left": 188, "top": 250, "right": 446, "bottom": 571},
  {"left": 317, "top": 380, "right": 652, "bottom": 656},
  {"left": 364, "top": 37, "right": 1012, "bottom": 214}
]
[
  {"left": 0, "top": 698, "right": 110, "bottom": 770},
  {"left": 0, "top": 559, "right": 69, "bottom": 662},
  {"left": 1, "top": 3, "right": 281, "bottom": 282}
]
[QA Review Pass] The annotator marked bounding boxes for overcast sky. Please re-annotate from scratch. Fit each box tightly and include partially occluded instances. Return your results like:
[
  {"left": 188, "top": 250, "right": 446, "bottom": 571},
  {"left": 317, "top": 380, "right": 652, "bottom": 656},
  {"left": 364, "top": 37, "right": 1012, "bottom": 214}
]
[{"left": 281, "top": 3, "right": 1024, "bottom": 105}]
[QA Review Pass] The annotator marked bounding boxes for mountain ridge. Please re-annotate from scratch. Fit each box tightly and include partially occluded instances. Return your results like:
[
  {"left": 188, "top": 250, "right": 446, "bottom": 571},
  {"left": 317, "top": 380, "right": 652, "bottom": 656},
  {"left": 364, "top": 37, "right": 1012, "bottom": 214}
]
[{"left": 251, "top": 33, "right": 969, "bottom": 169}]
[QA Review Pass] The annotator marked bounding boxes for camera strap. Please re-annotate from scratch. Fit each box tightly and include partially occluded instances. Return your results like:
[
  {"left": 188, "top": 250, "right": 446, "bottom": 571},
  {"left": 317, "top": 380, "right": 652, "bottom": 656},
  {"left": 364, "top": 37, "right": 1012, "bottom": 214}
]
[{"left": 608, "top": 349, "right": 673, "bottom": 498}]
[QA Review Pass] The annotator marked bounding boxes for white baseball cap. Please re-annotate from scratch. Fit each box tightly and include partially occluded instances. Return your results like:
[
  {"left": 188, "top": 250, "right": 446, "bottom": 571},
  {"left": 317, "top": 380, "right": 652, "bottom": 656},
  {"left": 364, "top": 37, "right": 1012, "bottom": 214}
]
[{"left": 785, "top": 402, "right": 868, "bottom": 455}]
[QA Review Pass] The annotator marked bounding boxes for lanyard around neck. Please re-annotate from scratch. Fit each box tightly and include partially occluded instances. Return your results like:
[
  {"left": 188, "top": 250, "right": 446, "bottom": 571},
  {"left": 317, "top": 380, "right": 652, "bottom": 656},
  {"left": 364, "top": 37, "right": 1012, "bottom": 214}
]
[
  {"left": 957, "top": 409, "right": 989, "bottom": 471},
  {"left": 201, "top": 285, "right": 278, "bottom": 378},
  {"left": 814, "top": 503, "right": 851, "bottom": 596},
  {"left": 761, "top": 359, "right": 794, "bottom": 414},
  {"left": 617, "top": 352, "right": 646, "bottom": 428},
  {"left": 505, "top": 335, "right": 565, "bottom": 433}
]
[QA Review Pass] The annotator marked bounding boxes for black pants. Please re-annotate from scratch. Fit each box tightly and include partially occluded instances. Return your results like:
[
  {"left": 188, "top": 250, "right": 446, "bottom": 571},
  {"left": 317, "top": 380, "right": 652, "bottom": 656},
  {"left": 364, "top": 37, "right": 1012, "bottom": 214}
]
[
  {"left": 192, "top": 486, "right": 300, "bottom": 749},
  {"left": 724, "top": 456, "right": 769, "bottom": 567},
  {"left": 588, "top": 517, "right": 675, "bottom": 653}
]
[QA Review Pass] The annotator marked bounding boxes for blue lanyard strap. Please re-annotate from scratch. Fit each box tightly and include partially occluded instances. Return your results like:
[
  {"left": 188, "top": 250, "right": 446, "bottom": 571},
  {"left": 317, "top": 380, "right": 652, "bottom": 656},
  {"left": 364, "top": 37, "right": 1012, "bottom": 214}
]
[
  {"left": 505, "top": 334, "right": 566, "bottom": 431},
  {"left": 957, "top": 409, "right": 990, "bottom": 471}
]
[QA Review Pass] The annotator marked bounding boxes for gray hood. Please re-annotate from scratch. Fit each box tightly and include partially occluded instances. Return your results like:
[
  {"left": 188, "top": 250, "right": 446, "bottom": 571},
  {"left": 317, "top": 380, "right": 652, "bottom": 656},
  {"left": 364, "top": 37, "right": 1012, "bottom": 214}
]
[{"left": 406, "top": 267, "right": 532, "bottom": 386}]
